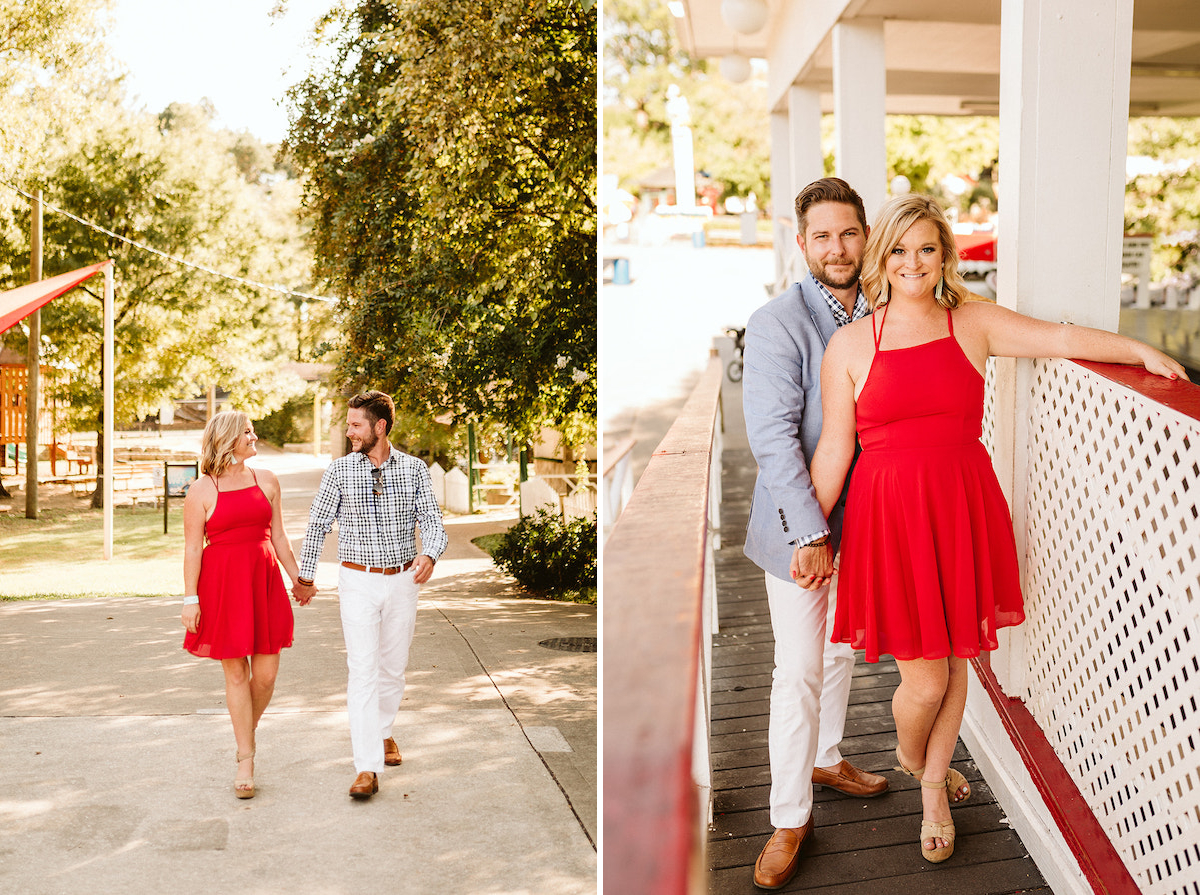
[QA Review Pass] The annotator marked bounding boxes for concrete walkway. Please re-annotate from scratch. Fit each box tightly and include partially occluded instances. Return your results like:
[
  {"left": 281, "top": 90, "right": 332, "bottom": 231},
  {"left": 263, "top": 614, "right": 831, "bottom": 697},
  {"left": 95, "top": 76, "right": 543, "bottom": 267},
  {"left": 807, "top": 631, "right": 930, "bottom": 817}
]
[{"left": 0, "top": 447, "right": 596, "bottom": 895}]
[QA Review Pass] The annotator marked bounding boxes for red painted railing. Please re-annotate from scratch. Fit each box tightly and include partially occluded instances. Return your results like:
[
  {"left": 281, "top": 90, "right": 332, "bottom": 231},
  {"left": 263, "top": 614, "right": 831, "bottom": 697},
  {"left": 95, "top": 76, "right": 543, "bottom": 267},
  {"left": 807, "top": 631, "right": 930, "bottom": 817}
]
[{"left": 602, "top": 357, "right": 724, "bottom": 895}]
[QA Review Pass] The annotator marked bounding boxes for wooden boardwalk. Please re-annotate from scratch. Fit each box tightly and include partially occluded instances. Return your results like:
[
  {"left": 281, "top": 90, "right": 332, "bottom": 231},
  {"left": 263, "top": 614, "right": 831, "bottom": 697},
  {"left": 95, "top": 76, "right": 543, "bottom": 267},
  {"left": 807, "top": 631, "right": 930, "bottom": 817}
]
[{"left": 707, "top": 447, "right": 1050, "bottom": 894}]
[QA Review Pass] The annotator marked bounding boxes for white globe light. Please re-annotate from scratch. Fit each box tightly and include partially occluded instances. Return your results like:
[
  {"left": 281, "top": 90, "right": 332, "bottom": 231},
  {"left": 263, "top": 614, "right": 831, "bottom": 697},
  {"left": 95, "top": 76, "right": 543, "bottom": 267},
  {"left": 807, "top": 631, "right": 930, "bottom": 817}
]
[
  {"left": 720, "top": 53, "right": 752, "bottom": 83},
  {"left": 890, "top": 175, "right": 912, "bottom": 195},
  {"left": 721, "top": 0, "right": 768, "bottom": 35}
]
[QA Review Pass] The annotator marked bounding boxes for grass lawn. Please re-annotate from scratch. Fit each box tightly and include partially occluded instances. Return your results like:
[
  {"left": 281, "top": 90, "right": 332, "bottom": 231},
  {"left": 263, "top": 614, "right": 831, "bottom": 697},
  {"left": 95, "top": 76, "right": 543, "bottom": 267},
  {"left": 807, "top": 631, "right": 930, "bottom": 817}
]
[
  {"left": 470, "top": 532, "right": 506, "bottom": 556},
  {"left": 0, "top": 504, "right": 186, "bottom": 599}
]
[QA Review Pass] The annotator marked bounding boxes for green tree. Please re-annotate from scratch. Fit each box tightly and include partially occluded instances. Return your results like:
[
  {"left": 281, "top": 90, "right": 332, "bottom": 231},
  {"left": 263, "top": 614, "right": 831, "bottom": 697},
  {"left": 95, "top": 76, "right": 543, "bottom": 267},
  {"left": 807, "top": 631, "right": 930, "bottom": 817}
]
[
  {"left": 0, "top": 0, "right": 110, "bottom": 181},
  {"left": 288, "top": 0, "right": 596, "bottom": 448},
  {"left": 603, "top": 0, "right": 768, "bottom": 204},
  {"left": 882, "top": 116, "right": 999, "bottom": 214},
  {"left": 1125, "top": 117, "right": 1200, "bottom": 280},
  {"left": 0, "top": 103, "right": 322, "bottom": 505}
]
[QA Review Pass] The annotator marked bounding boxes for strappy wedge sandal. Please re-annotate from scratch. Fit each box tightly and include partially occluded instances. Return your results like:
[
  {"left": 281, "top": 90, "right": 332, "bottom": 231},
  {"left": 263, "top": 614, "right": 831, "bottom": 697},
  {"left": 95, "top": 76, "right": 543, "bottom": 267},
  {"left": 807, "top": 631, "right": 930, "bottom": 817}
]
[
  {"left": 234, "top": 750, "right": 256, "bottom": 799},
  {"left": 894, "top": 747, "right": 971, "bottom": 803},
  {"left": 919, "top": 776, "right": 956, "bottom": 862},
  {"left": 919, "top": 817, "right": 955, "bottom": 863}
]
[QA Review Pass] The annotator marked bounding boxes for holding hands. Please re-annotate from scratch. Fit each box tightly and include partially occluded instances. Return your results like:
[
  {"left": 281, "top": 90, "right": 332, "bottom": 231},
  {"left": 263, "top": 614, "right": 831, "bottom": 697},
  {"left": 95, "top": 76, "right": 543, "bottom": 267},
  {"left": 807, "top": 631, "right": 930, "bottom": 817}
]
[
  {"left": 292, "top": 580, "right": 317, "bottom": 606},
  {"left": 791, "top": 539, "right": 834, "bottom": 591}
]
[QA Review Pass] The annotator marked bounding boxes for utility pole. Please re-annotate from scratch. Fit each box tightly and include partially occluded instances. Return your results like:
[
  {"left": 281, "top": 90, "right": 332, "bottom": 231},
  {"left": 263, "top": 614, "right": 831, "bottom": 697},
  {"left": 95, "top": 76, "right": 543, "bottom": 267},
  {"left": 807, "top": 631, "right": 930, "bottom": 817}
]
[{"left": 25, "top": 189, "right": 42, "bottom": 519}]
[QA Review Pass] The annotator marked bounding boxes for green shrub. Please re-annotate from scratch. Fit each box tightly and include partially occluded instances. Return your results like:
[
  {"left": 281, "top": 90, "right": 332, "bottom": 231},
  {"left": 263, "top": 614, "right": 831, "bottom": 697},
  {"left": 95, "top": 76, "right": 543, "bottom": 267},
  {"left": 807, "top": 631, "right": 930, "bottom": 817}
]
[{"left": 491, "top": 509, "right": 596, "bottom": 597}]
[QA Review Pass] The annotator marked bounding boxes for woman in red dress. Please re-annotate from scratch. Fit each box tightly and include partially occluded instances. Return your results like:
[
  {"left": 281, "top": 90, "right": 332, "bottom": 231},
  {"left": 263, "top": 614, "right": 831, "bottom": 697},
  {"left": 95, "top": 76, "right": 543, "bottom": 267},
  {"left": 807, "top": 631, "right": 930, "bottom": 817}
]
[
  {"left": 181, "top": 411, "right": 301, "bottom": 798},
  {"left": 807, "top": 194, "right": 1184, "bottom": 863}
]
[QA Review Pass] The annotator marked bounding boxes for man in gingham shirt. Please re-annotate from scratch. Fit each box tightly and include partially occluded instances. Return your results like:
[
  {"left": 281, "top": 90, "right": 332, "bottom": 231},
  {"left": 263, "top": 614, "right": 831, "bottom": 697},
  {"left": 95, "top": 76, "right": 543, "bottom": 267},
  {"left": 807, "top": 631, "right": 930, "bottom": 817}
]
[{"left": 293, "top": 390, "right": 447, "bottom": 800}]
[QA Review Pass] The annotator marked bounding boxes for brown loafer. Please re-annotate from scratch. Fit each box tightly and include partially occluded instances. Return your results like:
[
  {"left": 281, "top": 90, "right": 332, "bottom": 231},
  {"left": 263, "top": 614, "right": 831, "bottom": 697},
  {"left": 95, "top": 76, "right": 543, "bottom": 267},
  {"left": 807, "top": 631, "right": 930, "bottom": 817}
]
[
  {"left": 812, "top": 759, "right": 888, "bottom": 798},
  {"left": 349, "top": 771, "right": 379, "bottom": 800},
  {"left": 753, "top": 816, "right": 813, "bottom": 890},
  {"left": 384, "top": 737, "right": 402, "bottom": 766}
]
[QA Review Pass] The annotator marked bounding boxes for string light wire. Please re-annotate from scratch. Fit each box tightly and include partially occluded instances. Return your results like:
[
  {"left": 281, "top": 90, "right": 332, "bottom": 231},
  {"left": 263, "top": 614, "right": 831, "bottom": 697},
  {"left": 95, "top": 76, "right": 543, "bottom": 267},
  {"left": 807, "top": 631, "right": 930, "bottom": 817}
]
[{"left": 0, "top": 179, "right": 337, "bottom": 304}]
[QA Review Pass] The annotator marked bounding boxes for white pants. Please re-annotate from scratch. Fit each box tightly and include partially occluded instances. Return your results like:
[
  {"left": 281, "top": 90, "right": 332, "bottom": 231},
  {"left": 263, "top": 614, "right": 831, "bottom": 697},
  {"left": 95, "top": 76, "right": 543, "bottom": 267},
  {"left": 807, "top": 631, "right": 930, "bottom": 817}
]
[
  {"left": 764, "top": 571, "right": 855, "bottom": 829},
  {"left": 338, "top": 566, "right": 420, "bottom": 773}
]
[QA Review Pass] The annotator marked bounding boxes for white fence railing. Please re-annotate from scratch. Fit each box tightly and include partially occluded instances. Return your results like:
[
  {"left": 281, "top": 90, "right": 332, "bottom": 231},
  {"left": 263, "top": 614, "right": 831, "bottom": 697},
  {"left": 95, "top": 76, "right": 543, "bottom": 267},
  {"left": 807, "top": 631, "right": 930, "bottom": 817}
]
[
  {"left": 972, "top": 358, "right": 1200, "bottom": 895},
  {"left": 1021, "top": 359, "right": 1200, "bottom": 895}
]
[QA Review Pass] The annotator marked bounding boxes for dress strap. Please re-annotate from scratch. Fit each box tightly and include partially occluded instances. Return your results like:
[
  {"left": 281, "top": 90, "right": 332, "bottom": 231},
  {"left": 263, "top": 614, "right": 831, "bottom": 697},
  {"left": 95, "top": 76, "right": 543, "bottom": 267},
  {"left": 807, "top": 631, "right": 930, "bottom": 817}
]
[
  {"left": 946, "top": 307, "right": 954, "bottom": 337},
  {"left": 210, "top": 473, "right": 219, "bottom": 493},
  {"left": 250, "top": 468, "right": 258, "bottom": 487},
  {"left": 872, "top": 304, "right": 888, "bottom": 351}
]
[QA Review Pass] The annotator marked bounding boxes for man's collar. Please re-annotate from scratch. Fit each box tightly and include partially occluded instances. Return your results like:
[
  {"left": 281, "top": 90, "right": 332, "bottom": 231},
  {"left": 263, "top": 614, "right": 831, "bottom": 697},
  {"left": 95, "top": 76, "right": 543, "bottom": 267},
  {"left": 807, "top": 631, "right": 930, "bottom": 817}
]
[{"left": 807, "top": 272, "right": 867, "bottom": 323}]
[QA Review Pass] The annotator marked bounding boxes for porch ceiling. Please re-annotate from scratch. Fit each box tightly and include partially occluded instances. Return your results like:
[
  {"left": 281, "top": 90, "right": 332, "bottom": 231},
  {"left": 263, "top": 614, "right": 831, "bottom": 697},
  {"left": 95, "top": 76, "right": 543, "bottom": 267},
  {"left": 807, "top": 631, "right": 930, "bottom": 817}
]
[{"left": 674, "top": 0, "right": 1200, "bottom": 115}]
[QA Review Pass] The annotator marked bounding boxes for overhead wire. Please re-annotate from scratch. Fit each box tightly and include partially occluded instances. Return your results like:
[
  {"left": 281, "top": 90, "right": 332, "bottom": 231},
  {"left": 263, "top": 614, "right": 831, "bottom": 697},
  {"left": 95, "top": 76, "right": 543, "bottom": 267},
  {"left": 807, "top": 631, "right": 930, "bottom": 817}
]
[{"left": 0, "top": 179, "right": 337, "bottom": 303}]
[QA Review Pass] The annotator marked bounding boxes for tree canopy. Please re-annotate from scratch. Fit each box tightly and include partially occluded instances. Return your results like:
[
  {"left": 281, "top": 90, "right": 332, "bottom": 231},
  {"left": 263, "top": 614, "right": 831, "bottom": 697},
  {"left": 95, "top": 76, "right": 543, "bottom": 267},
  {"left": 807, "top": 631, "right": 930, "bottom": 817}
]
[
  {"left": 287, "top": 0, "right": 597, "bottom": 447},
  {"left": 603, "top": 0, "right": 770, "bottom": 204},
  {"left": 0, "top": 1, "right": 329, "bottom": 505}
]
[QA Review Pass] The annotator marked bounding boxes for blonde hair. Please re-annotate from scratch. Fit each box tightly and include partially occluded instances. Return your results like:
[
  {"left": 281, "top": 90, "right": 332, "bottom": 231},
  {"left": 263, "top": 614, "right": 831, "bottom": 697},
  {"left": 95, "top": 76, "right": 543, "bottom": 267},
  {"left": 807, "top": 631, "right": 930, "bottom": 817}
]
[
  {"left": 200, "top": 410, "right": 250, "bottom": 477},
  {"left": 861, "top": 194, "right": 969, "bottom": 310}
]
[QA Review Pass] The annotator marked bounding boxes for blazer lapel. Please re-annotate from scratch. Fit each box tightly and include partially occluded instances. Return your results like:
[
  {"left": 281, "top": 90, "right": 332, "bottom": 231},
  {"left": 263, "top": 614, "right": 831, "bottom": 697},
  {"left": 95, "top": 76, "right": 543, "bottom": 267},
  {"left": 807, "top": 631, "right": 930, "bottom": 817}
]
[{"left": 799, "top": 278, "right": 839, "bottom": 346}]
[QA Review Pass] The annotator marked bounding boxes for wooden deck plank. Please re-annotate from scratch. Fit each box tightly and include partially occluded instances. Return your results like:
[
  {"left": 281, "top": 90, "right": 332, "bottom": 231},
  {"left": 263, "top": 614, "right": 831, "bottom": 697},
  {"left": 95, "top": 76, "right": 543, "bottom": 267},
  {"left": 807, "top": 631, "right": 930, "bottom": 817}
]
[{"left": 707, "top": 447, "right": 1047, "bottom": 893}]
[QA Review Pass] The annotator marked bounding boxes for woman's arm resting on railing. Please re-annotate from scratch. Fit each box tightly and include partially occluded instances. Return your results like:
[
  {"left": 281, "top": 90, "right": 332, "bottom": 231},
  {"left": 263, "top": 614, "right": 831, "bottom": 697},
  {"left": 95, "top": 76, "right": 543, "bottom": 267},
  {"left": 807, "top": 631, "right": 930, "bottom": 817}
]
[{"left": 966, "top": 301, "right": 1187, "bottom": 379}]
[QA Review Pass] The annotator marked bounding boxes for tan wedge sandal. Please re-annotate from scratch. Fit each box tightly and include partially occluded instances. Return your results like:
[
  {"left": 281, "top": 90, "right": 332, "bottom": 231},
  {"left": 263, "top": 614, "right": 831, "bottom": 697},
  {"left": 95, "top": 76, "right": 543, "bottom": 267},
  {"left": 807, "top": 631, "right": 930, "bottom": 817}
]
[
  {"left": 919, "top": 777, "right": 956, "bottom": 862},
  {"left": 234, "top": 750, "right": 255, "bottom": 799},
  {"left": 894, "top": 747, "right": 971, "bottom": 803}
]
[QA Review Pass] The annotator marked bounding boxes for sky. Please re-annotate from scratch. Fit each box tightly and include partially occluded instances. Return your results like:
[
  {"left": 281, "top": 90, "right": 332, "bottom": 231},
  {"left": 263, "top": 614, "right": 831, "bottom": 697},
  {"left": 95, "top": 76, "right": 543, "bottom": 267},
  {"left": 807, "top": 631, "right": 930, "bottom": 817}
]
[{"left": 106, "top": 0, "right": 337, "bottom": 143}]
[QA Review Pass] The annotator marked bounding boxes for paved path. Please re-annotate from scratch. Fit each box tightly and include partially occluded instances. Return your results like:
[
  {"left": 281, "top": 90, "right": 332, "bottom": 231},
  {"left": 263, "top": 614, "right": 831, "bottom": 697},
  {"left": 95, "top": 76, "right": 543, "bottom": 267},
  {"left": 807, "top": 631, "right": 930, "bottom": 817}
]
[{"left": 0, "top": 446, "right": 596, "bottom": 895}]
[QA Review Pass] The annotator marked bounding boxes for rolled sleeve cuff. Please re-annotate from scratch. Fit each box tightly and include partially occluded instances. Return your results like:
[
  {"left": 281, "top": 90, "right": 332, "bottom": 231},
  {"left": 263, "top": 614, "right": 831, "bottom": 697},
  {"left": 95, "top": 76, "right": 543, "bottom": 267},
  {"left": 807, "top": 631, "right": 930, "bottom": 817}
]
[{"left": 792, "top": 529, "right": 831, "bottom": 548}]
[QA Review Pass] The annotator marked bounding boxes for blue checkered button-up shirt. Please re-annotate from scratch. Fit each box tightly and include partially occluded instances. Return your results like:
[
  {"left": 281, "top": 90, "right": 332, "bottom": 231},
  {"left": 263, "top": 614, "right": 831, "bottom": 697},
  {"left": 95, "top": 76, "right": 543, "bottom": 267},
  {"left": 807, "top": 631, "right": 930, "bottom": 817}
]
[{"left": 298, "top": 446, "right": 448, "bottom": 579}]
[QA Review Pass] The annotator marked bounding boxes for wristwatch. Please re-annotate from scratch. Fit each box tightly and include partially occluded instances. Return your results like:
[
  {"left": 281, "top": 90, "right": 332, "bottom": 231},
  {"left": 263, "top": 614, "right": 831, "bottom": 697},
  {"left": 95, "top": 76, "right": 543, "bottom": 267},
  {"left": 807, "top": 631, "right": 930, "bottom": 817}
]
[{"left": 803, "top": 535, "right": 831, "bottom": 548}]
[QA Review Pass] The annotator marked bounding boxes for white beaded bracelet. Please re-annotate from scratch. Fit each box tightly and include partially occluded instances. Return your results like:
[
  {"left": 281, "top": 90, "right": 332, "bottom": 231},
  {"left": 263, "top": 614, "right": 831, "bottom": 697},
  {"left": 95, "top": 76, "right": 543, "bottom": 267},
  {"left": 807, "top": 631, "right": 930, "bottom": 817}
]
[{"left": 182, "top": 595, "right": 200, "bottom": 606}]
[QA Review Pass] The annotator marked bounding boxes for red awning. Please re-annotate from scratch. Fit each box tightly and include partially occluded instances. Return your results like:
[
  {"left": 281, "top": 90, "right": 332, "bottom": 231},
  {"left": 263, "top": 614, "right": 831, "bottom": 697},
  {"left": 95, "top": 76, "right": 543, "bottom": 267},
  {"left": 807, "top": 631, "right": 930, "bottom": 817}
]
[{"left": 0, "top": 261, "right": 111, "bottom": 334}]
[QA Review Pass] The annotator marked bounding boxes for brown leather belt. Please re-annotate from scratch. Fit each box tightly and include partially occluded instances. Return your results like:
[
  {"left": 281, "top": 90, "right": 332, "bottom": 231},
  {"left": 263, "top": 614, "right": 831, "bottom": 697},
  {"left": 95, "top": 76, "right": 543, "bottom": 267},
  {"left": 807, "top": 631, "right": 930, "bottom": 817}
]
[{"left": 341, "top": 560, "right": 414, "bottom": 575}]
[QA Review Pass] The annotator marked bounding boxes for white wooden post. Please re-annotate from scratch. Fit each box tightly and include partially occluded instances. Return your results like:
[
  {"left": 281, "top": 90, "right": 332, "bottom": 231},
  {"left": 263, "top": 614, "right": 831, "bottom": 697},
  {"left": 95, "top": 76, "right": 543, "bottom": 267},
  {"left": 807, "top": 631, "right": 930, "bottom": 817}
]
[
  {"left": 445, "top": 467, "right": 469, "bottom": 515},
  {"left": 428, "top": 461, "right": 446, "bottom": 507},
  {"left": 103, "top": 263, "right": 114, "bottom": 560},
  {"left": 770, "top": 111, "right": 792, "bottom": 286},
  {"left": 832, "top": 18, "right": 887, "bottom": 221},
  {"left": 788, "top": 85, "right": 824, "bottom": 197},
  {"left": 992, "top": 0, "right": 1135, "bottom": 693}
]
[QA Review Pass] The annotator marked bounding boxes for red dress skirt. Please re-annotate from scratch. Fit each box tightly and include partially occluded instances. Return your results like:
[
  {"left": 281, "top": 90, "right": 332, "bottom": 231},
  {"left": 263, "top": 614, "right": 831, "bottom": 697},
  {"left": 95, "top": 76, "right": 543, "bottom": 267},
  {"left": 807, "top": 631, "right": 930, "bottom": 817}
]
[
  {"left": 831, "top": 308, "right": 1024, "bottom": 662},
  {"left": 183, "top": 480, "right": 294, "bottom": 659}
]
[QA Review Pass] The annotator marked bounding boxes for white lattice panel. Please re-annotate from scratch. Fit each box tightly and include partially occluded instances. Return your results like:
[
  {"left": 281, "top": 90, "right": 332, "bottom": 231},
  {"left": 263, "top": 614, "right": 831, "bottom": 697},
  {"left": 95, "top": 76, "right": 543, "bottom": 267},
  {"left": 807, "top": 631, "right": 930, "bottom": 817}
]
[
  {"left": 1018, "top": 358, "right": 1200, "bottom": 895},
  {"left": 982, "top": 357, "right": 997, "bottom": 457}
]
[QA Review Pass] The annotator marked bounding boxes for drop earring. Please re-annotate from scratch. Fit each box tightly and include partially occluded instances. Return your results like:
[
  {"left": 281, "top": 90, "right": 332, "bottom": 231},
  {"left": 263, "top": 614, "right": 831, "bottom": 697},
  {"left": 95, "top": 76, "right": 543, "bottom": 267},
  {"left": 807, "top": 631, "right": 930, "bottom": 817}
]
[{"left": 934, "top": 275, "right": 944, "bottom": 302}]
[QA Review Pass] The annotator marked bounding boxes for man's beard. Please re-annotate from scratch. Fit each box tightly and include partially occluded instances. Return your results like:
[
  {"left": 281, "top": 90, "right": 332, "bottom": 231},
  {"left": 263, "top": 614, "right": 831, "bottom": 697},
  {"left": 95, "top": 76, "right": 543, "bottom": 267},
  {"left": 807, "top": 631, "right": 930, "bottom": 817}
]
[
  {"left": 808, "top": 254, "right": 862, "bottom": 291},
  {"left": 353, "top": 430, "right": 378, "bottom": 454}
]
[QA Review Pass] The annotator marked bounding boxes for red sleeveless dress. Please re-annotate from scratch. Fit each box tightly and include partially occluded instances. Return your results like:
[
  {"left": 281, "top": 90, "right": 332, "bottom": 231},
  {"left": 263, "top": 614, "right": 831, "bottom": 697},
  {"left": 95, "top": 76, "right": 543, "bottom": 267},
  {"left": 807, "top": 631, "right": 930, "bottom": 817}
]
[
  {"left": 831, "top": 306, "right": 1024, "bottom": 662},
  {"left": 183, "top": 472, "right": 294, "bottom": 659}
]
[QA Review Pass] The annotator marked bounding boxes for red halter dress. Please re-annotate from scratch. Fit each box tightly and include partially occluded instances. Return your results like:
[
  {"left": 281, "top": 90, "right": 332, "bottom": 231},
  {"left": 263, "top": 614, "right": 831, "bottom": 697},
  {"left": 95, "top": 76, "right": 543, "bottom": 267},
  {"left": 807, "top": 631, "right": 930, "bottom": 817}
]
[
  {"left": 183, "top": 471, "right": 294, "bottom": 659},
  {"left": 831, "top": 306, "right": 1024, "bottom": 662}
]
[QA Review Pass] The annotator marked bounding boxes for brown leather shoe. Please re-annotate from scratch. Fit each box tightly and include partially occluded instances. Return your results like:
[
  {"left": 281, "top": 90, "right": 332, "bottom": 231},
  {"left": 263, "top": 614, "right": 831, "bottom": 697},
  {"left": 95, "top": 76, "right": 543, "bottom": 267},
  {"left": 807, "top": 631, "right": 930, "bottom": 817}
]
[
  {"left": 349, "top": 771, "right": 379, "bottom": 800},
  {"left": 384, "top": 737, "right": 402, "bottom": 766},
  {"left": 812, "top": 759, "right": 888, "bottom": 798},
  {"left": 753, "top": 817, "right": 813, "bottom": 890}
]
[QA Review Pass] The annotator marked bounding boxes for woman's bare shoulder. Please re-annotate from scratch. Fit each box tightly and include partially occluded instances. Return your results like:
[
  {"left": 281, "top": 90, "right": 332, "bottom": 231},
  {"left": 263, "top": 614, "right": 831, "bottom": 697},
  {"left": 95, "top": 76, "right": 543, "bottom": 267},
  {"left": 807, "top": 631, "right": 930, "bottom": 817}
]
[
  {"left": 828, "top": 315, "right": 877, "bottom": 352},
  {"left": 184, "top": 474, "right": 215, "bottom": 506}
]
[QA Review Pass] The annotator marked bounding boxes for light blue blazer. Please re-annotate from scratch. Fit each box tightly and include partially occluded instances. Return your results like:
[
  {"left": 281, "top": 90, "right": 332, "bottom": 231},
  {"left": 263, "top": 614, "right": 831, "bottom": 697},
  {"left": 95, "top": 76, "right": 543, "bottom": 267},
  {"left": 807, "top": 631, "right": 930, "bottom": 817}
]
[{"left": 742, "top": 277, "right": 851, "bottom": 582}]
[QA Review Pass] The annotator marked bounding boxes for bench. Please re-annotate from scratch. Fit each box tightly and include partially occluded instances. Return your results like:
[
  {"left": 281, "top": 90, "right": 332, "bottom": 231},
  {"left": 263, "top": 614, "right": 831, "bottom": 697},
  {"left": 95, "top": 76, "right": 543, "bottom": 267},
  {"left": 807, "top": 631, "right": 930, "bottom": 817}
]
[{"left": 50, "top": 442, "right": 94, "bottom": 476}]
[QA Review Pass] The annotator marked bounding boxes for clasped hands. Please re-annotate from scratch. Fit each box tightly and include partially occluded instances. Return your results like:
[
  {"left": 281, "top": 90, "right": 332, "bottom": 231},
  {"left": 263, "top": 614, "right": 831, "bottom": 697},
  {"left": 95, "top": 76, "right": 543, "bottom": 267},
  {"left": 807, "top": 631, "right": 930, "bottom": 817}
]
[
  {"left": 790, "top": 541, "right": 834, "bottom": 591},
  {"left": 292, "top": 580, "right": 317, "bottom": 605}
]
